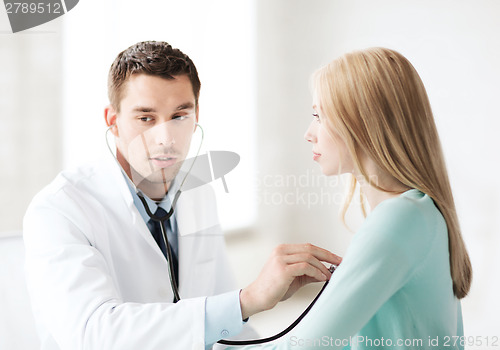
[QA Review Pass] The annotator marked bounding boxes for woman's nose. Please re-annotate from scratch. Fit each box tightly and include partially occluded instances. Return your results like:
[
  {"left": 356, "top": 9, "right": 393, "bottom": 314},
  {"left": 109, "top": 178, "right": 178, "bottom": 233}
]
[{"left": 304, "top": 120, "right": 317, "bottom": 143}]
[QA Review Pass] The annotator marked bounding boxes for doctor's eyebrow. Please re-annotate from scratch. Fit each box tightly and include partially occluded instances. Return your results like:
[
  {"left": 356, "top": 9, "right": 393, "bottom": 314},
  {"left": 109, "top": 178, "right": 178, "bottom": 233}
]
[
  {"left": 132, "top": 106, "right": 157, "bottom": 113},
  {"left": 131, "top": 103, "right": 195, "bottom": 114},
  {"left": 175, "top": 102, "right": 195, "bottom": 111}
]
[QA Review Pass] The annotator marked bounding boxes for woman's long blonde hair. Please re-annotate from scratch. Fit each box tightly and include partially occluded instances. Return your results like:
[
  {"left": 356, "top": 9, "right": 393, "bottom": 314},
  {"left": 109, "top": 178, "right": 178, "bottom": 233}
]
[{"left": 313, "top": 47, "right": 471, "bottom": 299}]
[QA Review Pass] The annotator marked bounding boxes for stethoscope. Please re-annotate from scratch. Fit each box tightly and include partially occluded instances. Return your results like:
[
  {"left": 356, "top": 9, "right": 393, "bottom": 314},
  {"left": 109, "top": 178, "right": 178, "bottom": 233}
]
[{"left": 106, "top": 121, "right": 336, "bottom": 346}]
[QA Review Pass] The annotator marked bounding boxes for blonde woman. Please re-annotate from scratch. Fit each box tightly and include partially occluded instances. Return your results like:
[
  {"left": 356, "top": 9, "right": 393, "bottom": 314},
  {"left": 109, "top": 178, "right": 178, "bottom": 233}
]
[{"left": 238, "top": 48, "right": 472, "bottom": 349}]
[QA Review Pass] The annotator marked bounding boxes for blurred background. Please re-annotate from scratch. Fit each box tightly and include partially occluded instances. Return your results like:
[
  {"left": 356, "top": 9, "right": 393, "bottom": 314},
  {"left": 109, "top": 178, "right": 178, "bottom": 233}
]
[{"left": 1, "top": 0, "right": 499, "bottom": 348}]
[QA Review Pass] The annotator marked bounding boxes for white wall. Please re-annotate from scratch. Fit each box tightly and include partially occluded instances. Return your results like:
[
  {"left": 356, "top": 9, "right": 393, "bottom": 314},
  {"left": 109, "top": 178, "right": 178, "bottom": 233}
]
[{"left": 0, "top": 12, "right": 62, "bottom": 235}]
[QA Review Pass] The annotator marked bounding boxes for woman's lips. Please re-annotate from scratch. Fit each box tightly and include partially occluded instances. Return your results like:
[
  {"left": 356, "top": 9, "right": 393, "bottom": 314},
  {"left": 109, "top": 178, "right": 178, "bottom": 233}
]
[{"left": 313, "top": 152, "right": 321, "bottom": 161}]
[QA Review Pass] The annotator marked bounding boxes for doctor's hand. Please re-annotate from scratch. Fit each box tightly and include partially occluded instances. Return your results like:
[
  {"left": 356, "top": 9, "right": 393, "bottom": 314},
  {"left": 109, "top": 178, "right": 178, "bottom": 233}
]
[{"left": 239, "top": 243, "right": 341, "bottom": 320}]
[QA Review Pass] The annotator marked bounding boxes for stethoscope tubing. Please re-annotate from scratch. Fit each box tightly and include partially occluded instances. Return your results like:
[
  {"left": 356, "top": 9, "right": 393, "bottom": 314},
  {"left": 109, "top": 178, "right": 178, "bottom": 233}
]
[
  {"left": 137, "top": 191, "right": 182, "bottom": 303},
  {"left": 217, "top": 265, "right": 336, "bottom": 346}
]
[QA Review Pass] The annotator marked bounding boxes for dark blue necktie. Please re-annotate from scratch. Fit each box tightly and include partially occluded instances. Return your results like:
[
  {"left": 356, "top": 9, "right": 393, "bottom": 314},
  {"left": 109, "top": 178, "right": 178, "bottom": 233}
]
[{"left": 147, "top": 207, "right": 179, "bottom": 285}]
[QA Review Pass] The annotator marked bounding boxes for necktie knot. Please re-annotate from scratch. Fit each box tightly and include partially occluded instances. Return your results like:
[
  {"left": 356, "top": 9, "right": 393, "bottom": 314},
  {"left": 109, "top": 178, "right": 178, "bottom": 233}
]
[{"left": 154, "top": 206, "right": 168, "bottom": 219}]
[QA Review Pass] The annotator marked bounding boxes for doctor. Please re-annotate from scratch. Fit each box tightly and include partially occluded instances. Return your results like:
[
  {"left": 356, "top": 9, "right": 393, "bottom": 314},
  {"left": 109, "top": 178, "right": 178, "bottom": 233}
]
[{"left": 23, "top": 41, "right": 340, "bottom": 350}]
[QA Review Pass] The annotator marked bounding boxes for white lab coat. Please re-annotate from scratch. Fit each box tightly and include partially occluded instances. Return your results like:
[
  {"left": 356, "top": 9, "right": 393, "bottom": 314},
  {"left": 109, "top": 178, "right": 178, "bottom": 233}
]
[{"left": 23, "top": 157, "right": 251, "bottom": 350}]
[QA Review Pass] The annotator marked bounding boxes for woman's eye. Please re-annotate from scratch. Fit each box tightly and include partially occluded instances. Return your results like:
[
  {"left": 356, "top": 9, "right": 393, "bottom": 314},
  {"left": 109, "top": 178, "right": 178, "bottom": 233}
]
[{"left": 312, "top": 113, "right": 320, "bottom": 123}]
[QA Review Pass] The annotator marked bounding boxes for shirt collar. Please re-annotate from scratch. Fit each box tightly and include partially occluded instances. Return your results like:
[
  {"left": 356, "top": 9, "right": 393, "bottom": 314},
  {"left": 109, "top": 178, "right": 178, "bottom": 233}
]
[{"left": 122, "top": 172, "right": 178, "bottom": 226}]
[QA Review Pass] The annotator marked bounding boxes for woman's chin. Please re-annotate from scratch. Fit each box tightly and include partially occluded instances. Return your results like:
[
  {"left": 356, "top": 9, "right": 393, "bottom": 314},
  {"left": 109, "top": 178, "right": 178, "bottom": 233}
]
[
  {"left": 318, "top": 165, "right": 337, "bottom": 177},
  {"left": 318, "top": 165, "right": 350, "bottom": 177}
]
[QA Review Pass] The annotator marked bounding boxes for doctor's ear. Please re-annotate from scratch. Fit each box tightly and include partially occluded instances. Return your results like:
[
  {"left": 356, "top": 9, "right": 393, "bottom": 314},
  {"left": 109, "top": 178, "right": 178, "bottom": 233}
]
[
  {"left": 104, "top": 105, "right": 119, "bottom": 137},
  {"left": 193, "top": 104, "right": 200, "bottom": 132}
]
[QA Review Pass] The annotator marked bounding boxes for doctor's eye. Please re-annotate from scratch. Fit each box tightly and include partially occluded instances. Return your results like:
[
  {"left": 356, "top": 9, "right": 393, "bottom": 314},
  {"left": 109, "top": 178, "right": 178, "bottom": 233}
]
[
  {"left": 172, "top": 113, "right": 195, "bottom": 122},
  {"left": 139, "top": 116, "right": 154, "bottom": 122},
  {"left": 312, "top": 113, "right": 320, "bottom": 123},
  {"left": 172, "top": 115, "right": 189, "bottom": 121}
]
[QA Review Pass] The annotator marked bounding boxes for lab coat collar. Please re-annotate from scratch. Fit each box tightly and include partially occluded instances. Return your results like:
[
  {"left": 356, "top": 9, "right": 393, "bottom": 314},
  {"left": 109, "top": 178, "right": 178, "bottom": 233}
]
[
  {"left": 105, "top": 151, "right": 137, "bottom": 210},
  {"left": 106, "top": 152, "right": 218, "bottom": 237},
  {"left": 105, "top": 152, "right": 220, "bottom": 237}
]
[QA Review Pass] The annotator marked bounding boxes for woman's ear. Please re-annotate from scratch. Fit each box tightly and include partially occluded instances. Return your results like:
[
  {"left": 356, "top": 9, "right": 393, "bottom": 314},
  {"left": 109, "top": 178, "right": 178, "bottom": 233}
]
[{"left": 104, "top": 105, "right": 119, "bottom": 137}]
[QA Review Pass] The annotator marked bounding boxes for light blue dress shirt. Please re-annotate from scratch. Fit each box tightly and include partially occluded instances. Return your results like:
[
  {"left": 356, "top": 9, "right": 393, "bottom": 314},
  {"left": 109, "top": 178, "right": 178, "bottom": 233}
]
[{"left": 124, "top": 175, "right": 244, "bottom": 348}]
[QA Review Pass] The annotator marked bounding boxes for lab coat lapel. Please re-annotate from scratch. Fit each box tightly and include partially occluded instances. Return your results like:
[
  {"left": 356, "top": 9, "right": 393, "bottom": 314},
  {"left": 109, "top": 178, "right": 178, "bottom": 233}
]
[{"left": 175, "top": 185, "right": 221, "bottom": 298}]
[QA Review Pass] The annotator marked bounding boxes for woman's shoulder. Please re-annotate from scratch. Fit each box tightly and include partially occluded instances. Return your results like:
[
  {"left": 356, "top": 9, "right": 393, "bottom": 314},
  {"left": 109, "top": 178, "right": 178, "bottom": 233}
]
[{"left": 361, "top": 189, "right": 446, "bottom": 244}]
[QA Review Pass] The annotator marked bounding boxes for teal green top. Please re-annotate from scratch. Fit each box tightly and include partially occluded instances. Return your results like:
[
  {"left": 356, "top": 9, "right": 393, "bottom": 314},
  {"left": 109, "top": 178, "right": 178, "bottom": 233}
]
[{"left": 238, "top": 189, "right": 463, "bottom": 350}]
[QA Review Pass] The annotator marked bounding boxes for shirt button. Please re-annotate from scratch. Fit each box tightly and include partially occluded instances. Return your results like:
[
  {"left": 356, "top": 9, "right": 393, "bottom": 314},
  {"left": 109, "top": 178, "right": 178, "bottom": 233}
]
[{"left": 221, "top": 329, "right": 229, "bottom": 337}]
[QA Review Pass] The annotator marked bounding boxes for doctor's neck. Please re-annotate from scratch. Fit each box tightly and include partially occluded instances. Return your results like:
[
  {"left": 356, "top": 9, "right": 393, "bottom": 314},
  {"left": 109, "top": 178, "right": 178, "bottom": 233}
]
[{"left": 134, "top": 178, "right": 171, "bottom": 202}]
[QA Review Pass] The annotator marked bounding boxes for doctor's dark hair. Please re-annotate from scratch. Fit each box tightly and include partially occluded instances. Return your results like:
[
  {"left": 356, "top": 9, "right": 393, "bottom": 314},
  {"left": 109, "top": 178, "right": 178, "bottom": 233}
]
[
  {"left": 107, "top": 41, "right": 201, "bottom": 111},
  {"left": 312, "top": 47, "right": 472, "bottom": 299}
]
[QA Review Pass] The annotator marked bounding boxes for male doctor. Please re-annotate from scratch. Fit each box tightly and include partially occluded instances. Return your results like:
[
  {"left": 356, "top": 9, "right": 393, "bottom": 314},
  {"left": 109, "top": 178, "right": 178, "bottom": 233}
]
[{"left": 23, "top": 41, "right": 339, "bottom": 350}]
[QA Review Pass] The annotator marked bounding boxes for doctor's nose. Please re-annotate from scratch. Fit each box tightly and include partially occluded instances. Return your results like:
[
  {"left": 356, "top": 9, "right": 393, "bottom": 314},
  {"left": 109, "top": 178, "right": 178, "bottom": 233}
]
[{"left": 153, "top": 121, "right": 176, "bottom": 146}]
